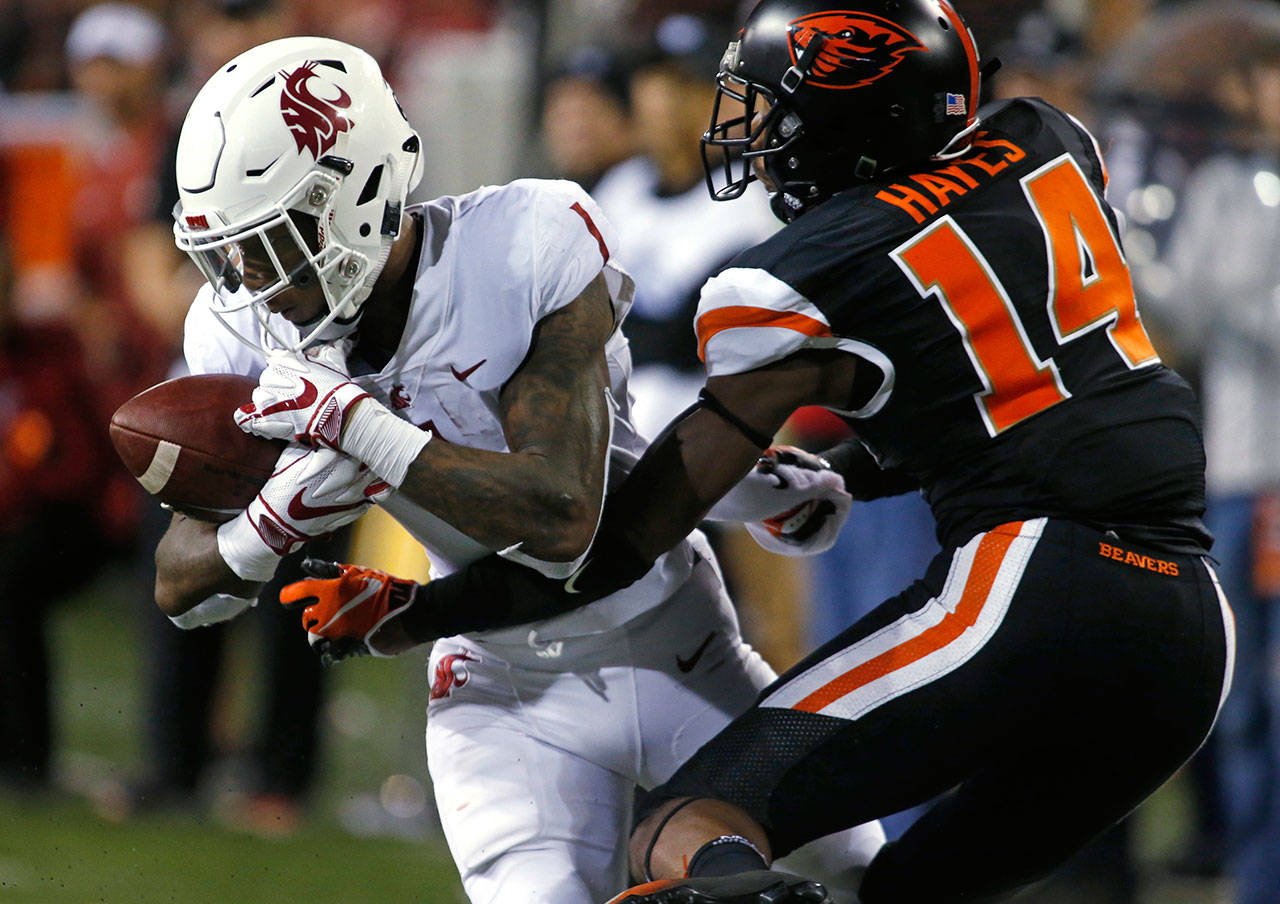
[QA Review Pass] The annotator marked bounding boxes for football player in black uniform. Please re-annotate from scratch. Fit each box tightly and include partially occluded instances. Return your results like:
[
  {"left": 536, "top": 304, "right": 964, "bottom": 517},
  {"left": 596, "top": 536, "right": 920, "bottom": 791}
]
[
  {"left": 289, "top": 1, "right": 1235, "bottom": 901},
  {"left": 587, "top": 1, "right": 1235, "bottom": 900}
]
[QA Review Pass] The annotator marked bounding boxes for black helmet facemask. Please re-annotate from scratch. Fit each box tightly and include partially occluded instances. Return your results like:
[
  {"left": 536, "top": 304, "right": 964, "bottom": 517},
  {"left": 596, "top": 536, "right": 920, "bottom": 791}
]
[{"left": 701, "top": 32, "right": 839, "bottom": 223}]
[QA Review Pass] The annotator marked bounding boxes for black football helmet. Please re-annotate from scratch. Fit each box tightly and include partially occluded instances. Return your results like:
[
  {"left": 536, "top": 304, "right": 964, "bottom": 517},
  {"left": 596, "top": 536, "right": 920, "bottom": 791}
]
[{"left": 702, "top": 0, "right": 983, "bottom": 221}]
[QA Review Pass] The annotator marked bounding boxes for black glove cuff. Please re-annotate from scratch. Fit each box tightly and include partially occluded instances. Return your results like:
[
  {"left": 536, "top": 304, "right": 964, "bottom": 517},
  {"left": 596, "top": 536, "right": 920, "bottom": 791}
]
[{"left": 397, "top": 530, "right": 655, "bottom": 644}]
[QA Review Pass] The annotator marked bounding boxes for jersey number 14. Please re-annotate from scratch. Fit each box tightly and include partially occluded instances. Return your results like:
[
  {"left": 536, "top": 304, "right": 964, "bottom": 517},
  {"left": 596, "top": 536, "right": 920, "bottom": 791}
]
[{"left": 891, "top": 153, "right": 1158, "bottom": 437}]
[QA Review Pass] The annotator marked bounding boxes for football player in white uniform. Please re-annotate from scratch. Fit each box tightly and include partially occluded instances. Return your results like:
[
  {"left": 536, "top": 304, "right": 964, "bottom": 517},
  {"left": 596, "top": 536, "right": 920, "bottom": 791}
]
[{"left": 152, "top": 36, "right": 883, "bottom": 904}]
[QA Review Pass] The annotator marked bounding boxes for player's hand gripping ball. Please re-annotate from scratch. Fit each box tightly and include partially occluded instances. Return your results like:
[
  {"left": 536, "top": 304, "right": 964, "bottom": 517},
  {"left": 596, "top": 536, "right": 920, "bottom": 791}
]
[
  {"left": 236, "top": 344, "right": 431, "bottom": 489},
  {"left": 215, "top": 442, "right": 393, "bottom": 583},
  {"left": 281, "top": 559, "right": 419, "bottom": 665},
  {"left": 234, "top": 346, "right": 370, "bottom": 449}
]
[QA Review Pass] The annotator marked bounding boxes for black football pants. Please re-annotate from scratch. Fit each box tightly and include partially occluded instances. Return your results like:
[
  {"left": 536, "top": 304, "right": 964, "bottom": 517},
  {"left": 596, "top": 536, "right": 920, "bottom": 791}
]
[{"left": 638, "top": 518, "right": 1234, "bottom": 903}]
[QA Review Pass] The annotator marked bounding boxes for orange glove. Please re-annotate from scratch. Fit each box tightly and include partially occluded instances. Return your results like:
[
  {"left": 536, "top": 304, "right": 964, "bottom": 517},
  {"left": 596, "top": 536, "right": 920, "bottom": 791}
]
[{"left": 280, "top": 558, "right": 418, "bottom": 665}]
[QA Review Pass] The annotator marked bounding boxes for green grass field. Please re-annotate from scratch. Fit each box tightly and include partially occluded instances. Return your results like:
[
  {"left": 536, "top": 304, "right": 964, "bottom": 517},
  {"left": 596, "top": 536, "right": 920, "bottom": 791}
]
[
  {"left": 0, "top": 795, "right": 461, "bottom": 903},
  {"left": 0, "top": 566, "right": 466, "bottom": 904}
]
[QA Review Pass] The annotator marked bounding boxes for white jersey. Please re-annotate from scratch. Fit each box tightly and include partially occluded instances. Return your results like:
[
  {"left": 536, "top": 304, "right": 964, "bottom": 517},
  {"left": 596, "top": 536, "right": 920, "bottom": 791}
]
[{"left": 184, "top": 177, "right": 699, "bottom": 641}]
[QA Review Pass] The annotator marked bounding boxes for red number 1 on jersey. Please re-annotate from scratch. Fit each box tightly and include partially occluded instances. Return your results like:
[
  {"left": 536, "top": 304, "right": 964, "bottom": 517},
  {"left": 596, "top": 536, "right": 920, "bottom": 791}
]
[{"left": 892, "top": 153, "right": 1158, "bottom": 436}]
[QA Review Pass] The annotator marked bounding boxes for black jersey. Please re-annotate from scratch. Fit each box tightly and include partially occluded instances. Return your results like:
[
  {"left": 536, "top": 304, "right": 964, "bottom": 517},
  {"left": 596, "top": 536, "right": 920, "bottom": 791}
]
[{"left": 694, "top": 97, "right": 1209, "bottom": 553}]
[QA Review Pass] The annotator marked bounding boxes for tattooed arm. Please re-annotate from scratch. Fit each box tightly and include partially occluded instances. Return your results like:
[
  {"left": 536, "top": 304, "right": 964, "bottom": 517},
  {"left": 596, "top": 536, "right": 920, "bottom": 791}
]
[
  {"left": 393, "top": 272, "right": 615, "bottom": 561},
  {"left": 371, "top": 348, "right": 865, "bottom": 651}
]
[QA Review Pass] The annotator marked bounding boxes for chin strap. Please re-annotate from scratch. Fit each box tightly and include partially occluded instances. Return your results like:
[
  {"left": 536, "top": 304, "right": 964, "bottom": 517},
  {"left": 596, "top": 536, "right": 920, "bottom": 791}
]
[{"left": 779, "top": 30, "right": 827, "bottom": 95}]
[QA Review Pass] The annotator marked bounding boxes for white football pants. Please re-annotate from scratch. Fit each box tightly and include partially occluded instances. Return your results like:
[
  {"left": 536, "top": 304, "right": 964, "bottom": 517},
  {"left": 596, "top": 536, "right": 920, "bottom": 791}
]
[{"left": 426, "top": 548, "right": 886, "bottom": 904}]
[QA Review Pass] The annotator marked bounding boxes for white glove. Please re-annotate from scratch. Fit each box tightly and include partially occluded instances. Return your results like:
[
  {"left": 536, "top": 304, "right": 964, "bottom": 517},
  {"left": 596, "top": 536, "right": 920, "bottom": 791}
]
[
  {"left": 217, "top": 443, "right": 390, "bottom": 582},
  {"left": 235, "top": 345, "right": 429, "bottom": 487},
  {"left": 235, "top": 345, "right": 370, "bottom": 447},
  {"left": 708, "top": 446, "right": 853, "bottom": 557},
  {"left": 707, "top": 446, "right": 849, "bottom": 522},
  {"left": 745, "top": 493, "right": 852, "bottom": 556}
]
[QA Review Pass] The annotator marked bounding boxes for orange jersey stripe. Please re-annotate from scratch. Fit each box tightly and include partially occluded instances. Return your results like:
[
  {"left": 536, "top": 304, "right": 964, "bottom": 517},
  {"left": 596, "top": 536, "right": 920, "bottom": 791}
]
[
  {"left": 792, "top": 521, "right": 1025, "bottom": 713},
  {"left": 696, "top": 305, "right": 832, "bottom": 362}
]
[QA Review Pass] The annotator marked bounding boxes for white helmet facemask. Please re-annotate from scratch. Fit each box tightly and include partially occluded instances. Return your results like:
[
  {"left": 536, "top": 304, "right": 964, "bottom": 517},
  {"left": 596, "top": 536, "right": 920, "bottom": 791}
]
[{"left": 173, "top": 38, "right": 423, "bottom": 353}]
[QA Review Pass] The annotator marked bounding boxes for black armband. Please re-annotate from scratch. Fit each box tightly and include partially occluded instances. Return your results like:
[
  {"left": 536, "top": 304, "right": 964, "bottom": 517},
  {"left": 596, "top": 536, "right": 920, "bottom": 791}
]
[
  {"left": 397, "top": 529, "right": 655, "bottom": 644},
  {"left": 821, "top": 438, "right": 920, "bottom": 501},
  {"left": 696, "top": 387, "right": 773, "bottom": 449}
]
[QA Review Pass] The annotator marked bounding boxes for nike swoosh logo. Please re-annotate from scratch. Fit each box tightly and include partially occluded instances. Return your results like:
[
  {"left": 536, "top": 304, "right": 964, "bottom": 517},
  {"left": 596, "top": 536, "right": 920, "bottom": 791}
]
[
  {"left": 450, "top": 359, "right": 487, "bottom": 381},
  {"left": 676, "top": 631, "right": 717, "bottom": 673},
  {"left": 288, "top": 489, "right": 367, "bottom": 521},
  {"left": 257, "top": 378, "right": 318, "bottom": 417},
  {"left": 317, "top": 578, "right": 384, "bottom": 633}
]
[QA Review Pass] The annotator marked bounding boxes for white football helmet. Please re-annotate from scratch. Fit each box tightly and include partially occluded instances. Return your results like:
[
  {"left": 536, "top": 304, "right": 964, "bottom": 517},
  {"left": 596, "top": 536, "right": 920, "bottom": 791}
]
[{"left": 173, "top": 36, "right": 423, "bottom": 352}]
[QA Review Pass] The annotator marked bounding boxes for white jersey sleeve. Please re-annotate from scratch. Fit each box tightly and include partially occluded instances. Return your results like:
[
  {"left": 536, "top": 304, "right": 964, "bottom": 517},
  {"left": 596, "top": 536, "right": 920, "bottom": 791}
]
[
  {"left": 522, "top": 179, "right": 625, "bottom": 327},
  {"left": 693, "top": 267, "right": 894, "bottom": 417},
  {"left": 694, "top": 267, "right": 838, "bottom": 377}
]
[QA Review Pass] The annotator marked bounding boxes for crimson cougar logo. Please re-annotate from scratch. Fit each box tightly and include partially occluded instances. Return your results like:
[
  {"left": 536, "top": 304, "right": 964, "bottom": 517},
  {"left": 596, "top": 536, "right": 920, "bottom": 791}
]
[
  {"left": 788, "top": 12, "right": 927, "bottom": 90},
  {"left": 430, "top": 651, "right": 479, "bottom": 701},
  {"left": 280, "top": 61, "right": 353, "bottom": 159}
]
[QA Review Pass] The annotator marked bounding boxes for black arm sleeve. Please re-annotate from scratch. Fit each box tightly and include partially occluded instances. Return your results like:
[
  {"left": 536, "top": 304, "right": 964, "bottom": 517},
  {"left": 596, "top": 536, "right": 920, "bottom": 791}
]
[
  {"left": 396, "top": 527, "right": 654, "bottom": 644},
  {"left": 822, "top": 438, "right": 921, "bottom": 501},
  {"left": 396, "top": 391, "right": 766, "bottom": 643}
]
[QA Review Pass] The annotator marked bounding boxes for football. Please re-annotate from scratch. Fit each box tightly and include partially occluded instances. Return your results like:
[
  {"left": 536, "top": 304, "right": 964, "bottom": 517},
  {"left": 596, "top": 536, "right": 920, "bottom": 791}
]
[{"left": 109, "top": 374, "right": 285, "bottom": 522}]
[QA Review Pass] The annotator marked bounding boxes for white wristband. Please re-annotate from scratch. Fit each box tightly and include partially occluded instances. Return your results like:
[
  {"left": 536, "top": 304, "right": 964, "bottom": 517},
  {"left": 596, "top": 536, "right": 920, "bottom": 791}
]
[
  {"left": 341, "top": 399, "right": 431, "bottom": 487},
  {"left": 217, "top": 509, "right": 283, "bottom": 582},
  {"left": 169, "top": 593, "right": 258, "bottom": 629}
]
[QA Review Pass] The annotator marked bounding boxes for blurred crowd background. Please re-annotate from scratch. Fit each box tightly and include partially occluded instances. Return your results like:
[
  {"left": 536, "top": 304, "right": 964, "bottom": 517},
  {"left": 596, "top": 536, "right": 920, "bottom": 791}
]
[{"left": 2, "top": 0, "right": 1279, "bottom": 902}]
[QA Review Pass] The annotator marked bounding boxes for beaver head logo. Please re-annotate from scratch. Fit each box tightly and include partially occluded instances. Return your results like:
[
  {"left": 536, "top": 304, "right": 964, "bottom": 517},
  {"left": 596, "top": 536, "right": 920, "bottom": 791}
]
[
  {"left": 279, "top": 61, "right": 353, "bottom": 160},
  {"left": 788, "top": 12, "right": 927, "bottom": 90}
]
